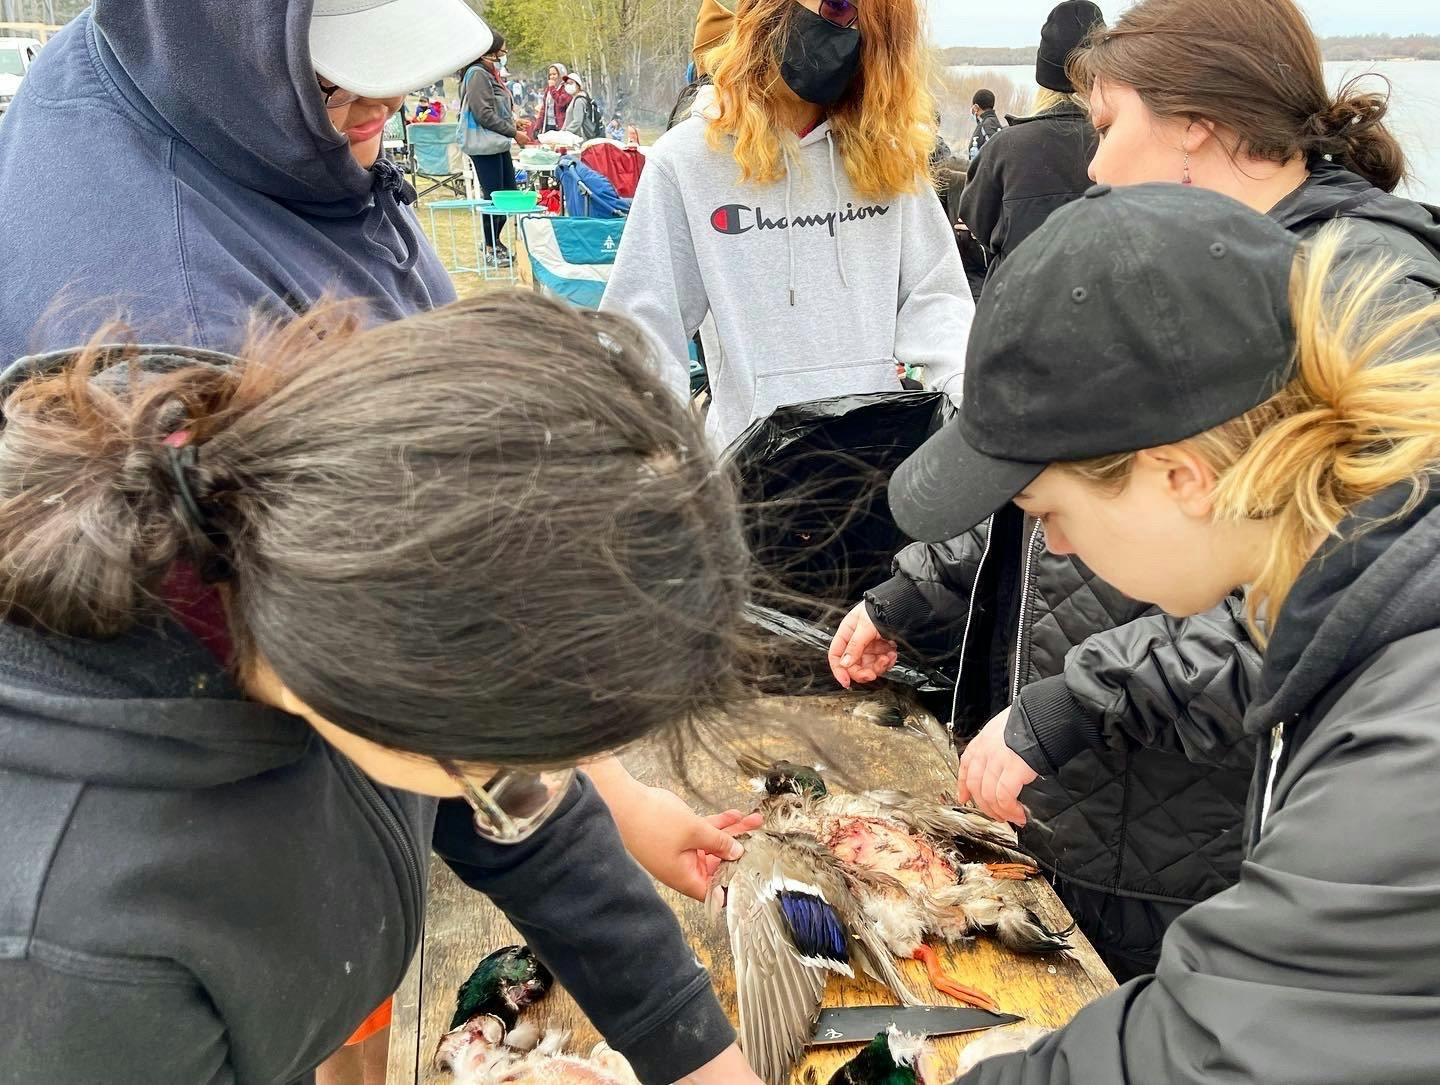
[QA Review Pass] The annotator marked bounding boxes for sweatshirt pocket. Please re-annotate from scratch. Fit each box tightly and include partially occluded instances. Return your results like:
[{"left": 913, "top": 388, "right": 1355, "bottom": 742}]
[{"left": 749, "top": 357, "right": 899, "bottom": 429}]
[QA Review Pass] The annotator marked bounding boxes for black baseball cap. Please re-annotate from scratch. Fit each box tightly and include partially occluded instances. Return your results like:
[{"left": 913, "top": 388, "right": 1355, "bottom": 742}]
[{"left": 889, "top": 183, "right": 1302, "bottom": 543}]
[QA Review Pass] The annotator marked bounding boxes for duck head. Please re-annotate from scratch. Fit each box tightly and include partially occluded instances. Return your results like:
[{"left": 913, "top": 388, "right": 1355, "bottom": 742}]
[{"left": 449, "top": 944, "right": 553, "bottom": 1031}]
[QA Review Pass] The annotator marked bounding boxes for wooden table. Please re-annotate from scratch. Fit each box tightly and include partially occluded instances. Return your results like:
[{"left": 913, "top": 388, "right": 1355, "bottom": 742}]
[{"left": 387, "top": 696, "right": 1116, "bottom": 1084}]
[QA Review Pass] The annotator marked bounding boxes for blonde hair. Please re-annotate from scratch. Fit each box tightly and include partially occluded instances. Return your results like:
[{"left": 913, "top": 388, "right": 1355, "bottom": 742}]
[
  {"left": 1065, "top": 224, "right": 1440, "bottom": 639},
  {"left": 701, "top": 0, "right": 935, "bottom": 200},
  {"left": 1030, "top": 87, "right": 1083, "bottom": 113}
]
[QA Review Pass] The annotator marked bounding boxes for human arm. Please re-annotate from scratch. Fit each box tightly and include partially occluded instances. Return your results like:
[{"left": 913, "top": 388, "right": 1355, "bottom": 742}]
[
  {"left": 956, "top": 648, "right": 1440, "bottom": 1083},
  {"left": 599, "top": 159, "right": 709, "bottom": 404},
  {"left": 894, "top": 189, "right": 973, "bottom": 401},
  {"left": 432, "top": 774, "right": 738, "bottom": 1084},
  {"left": 1009, "top": 595, "right": 1260, "bottom": 774},
  {"left": 829, "top": 526, "right": 988, "bottom": 688},
  {"left": 957, "top": 146, "right": 1005, "bottom": 259},
  {"left": 463, "top": 68, "right": 515, "bottom": 138},
  {"left": 584, "top": 755, "right": 762, "bottom": 901}
]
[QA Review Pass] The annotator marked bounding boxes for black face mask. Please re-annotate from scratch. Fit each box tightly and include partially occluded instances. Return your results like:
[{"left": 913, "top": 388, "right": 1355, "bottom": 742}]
[{"left": 779, "top": 6, "right": 862, "bottom": 107}]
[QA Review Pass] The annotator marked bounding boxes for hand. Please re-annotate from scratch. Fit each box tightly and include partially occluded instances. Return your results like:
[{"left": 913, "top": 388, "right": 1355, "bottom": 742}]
[
  {"left": 587, "top": 759, "right": 762, "bottom": 901},
  {"left": 955, "top": 706, "right": 1038, "bottom": 826},
  {"left": 828, "top": 600, "right": 898, "bottom": 688},
  {"left": 676, "top": 1043, "right": 765, "bottom": 1085}
]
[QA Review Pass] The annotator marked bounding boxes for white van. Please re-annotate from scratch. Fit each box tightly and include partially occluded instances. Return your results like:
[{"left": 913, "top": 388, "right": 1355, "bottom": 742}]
[{"left": 0, "top": 37, "right": 43, "bottom": 114}]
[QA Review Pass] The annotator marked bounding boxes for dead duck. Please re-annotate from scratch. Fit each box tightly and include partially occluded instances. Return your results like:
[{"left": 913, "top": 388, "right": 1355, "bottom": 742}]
[{"left": 709, "top": 762, "right": 1070, "bottom": 1084}]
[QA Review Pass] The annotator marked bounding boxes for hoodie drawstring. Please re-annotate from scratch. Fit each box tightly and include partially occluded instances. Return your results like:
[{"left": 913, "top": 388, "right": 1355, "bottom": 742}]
[
  {"left": 784, "top": 163, "right": 796, "bottom": 307},
  {"left": 826, "top": 130, "right": 849, "bottom": 289},
  {"left": 364, "top": 158, "right": 421, "bottom": 273}
]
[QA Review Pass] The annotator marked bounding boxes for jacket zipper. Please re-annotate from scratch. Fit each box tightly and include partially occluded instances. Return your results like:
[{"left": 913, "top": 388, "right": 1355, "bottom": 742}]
[
  {"left": 1257, "top": 720, "right": 1287, "bottom": 836},
  {"left": 1010, "top": 521, "right": 1044, "bottom": 702},
  {"left": 339, "top": 756, "right": 424, "bottom": 940},
  {"left": 948, "top": 515, "right": 995, "bottom": 736}
]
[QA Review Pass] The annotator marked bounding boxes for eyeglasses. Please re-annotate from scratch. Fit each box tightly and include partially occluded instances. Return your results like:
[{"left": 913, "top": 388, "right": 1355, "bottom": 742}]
[
  {"left": 818, "top": 0, "right": 860, "bottom": 29},
  {"left": 439, "top": 761, "right": 576, "bottom": 845},
  {"left": 317, "top": 78, "right": 360, "bottom": 110}
]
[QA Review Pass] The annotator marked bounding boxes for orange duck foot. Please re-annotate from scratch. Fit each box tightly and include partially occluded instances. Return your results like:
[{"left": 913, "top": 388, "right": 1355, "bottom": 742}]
[
  {"left": 911, "top": 944, "right": 1001, "bottom": 1013},
  {"left": 984, "top": 862, "right": 1039, "bottom": 881}
]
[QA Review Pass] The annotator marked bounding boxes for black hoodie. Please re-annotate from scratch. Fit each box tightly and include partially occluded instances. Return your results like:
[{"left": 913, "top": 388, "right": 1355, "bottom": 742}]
[
  {"left": 958, "top": 484, "right": 1440, "bottom": 1082},
  {"left": 0, "top": 614, "right": 734, "bottom": 1084}
]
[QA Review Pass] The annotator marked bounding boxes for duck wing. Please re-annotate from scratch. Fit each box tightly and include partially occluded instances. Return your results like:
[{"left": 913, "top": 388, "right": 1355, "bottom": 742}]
[
  {"left": 725, "top": 841, "right": 854, "bottom": 1085},
  {"left": 862, "top": 791, "right": 1031, "bottom": 865}
]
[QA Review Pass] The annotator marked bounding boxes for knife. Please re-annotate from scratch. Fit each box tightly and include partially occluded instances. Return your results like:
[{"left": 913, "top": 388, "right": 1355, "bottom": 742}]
[{"left": 808, "top": 1005, "right": 1023, "bottom": 1046}]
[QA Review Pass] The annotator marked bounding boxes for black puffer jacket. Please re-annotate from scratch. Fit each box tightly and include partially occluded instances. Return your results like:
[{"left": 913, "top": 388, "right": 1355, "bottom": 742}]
[
  {"left": 864, "top": 504, "right": 1259, "bottom": 908},
  {"left": 956, "top": 101, "right": 1096, "bottom": 285}
]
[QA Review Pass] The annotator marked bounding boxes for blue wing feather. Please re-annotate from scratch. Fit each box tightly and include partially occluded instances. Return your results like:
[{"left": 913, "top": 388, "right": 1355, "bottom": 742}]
[{"left": 777, "top": 890, "right": 849, "bottom": 964}]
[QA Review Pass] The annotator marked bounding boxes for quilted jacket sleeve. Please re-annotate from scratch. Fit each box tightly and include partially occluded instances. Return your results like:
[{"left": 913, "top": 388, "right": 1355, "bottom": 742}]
[
  {"left": 1008, "top": 596, "right": 1260, "bottom": 774},
  {"left": 862, "top": 524, "right": 989, "bottom": 647}
]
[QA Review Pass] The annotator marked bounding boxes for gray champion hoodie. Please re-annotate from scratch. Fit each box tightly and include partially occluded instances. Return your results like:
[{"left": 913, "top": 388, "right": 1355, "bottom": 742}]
[{"left": 601, "top": 90, "right": 972, "bottom": 450}]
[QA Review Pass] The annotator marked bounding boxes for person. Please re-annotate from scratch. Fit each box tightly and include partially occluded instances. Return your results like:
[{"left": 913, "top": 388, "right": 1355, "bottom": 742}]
[
  {"left": 413, "top": 97, "right": 444, "bottom": 122},
  {"left": 461, "top": 31, "right": 531, "bottom": 267},
  {"left": 0, "top": 3, "right": 766, "bottom": 1080},
  {"left": 535, "top": 61, "right": 573, "bottom": 134},
  {"left": 606, "top": 114, "right": 625, "bottom": 142},
  {"left": 561, "top": 71, "right": 600, "bottom": 142},
  {"left": 0, "top": 292, "right": 767, "bottom": 1084},
  {"left": 888, "top": 183, "right": 1440, "bottom": 1084},
  {"left": 1075, "top": 0, "right": 1440, "bottom": 302},
  {"left": 835, "top": 0, "right": 1440, "bottom": 979},
  {"left": 625, "top": 122, "right": 643, "bottom": 147},
  {"left": 966, "top": 88, "right": 1002, "bottom": 162},
  {"left": 602, "top": 0, "right": 973, "bottom": 451},
  {"left": 958, "top": 0, "right": 1105, "bottom": 287}
]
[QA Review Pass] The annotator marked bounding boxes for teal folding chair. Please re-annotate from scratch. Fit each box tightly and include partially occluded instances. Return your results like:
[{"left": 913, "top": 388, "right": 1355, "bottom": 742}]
[{"left": 405, "top": 121, "right": 465, "bottom": 200}]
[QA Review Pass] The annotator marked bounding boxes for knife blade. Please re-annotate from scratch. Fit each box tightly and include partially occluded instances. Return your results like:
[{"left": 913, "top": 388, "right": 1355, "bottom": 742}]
[{"left": 808, "top": 1005, "right": 1023, "bottom": 1046}]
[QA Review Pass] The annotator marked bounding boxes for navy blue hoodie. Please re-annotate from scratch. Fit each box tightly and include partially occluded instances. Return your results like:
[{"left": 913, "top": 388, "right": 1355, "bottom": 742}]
[{"left": 0, "top": 0, "right": 454, "bottom": 361}]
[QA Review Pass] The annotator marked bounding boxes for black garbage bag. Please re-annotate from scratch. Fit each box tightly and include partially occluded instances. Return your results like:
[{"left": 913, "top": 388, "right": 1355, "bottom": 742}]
[{"left": 725, "top": 391, "right": 954, "bottom": 694}]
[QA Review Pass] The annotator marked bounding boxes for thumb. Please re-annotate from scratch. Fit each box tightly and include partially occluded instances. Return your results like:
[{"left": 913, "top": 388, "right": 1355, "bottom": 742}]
[{"left": 693, "top": 818, "right": 746, "bottom": 861}]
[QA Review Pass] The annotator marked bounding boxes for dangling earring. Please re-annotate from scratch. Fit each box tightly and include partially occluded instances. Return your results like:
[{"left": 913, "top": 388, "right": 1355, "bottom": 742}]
[{"left": 1182, "top": 151, "right": 1192, "bottom": 185}]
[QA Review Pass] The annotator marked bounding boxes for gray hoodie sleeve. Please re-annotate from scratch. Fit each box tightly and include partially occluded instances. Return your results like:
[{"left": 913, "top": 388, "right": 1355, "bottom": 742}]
[
  {"left": 957, "top": 650, "right": 1440, "bottom": 1084},
  {"left": 1008, "top": 597, "right": 1260, "bottom": 774},
  {"left": 431, "top": 775, "right": 734, "bottom": 1084},
  {"left": 600, "top": 160, "right": 709, "bottom": 405},
  {"left": 896, "top": 190, "right": 972, "bottom": 400}
]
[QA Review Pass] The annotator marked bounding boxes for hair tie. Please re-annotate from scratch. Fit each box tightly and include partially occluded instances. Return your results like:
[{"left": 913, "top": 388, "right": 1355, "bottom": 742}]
[{"left": 164, "top": 432, "right": 231, "bottom": 579}]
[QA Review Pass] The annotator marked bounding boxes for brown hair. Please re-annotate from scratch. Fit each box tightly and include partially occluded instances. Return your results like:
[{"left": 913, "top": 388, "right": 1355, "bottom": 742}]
[
  {"left": 1071, "top": 0, "right": 1406, "bottom": 193},
  {"left": 1064, "top": 226, "right": 1440, "bottom": 639},
  {"left": 0, "top": 293, "right": 752, "bottom": 768}
]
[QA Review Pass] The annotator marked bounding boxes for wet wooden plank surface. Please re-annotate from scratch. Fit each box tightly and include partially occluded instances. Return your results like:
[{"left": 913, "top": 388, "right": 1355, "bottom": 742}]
[{"left": 389, "top": 696, "right": 1116, "bottom": 1083}]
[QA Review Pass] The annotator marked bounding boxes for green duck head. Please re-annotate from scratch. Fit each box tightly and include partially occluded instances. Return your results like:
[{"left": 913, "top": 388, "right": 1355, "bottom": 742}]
[
  {"left": 827, "top": 1028, "right": 934, "bottom": 1085},
  {"left": 764, "top": 760, "right": 828, "bottom": 800},
  {"left": 450, "top": 944, "right": 553, "bottom": 1031}
]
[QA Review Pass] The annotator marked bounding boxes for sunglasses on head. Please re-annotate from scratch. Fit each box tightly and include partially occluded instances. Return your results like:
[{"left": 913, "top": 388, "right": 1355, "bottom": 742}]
[
  {"left": 439, "top": 760, "right": 576, "bottom": 845},
  {"left": 818, "top": 0, "right": 859, "bottom": 28}
]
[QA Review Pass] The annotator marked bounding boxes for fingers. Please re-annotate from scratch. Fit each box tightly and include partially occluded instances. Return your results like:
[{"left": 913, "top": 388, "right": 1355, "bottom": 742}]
[
  {"left": 827, "top": 607, "right": 866, "bottom": 687},
  {"left": 691, "top": 817, "right": 746, "bottom": 862}
]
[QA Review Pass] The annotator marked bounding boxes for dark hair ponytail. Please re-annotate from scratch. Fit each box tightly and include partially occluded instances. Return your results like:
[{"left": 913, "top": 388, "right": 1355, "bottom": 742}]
[
  {"left": 1072, "top": 0, "right": 1408, "bottom": 193},
  {"left": 1302, "top": 78, "right": 1405, "bottom": 194},
  {"left": 0, "top": 294, "right": 753, "bottom": 769}
]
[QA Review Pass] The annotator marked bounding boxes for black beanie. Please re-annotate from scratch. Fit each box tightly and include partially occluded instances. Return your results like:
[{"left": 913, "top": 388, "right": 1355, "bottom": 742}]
[{"left": 1036, "top": 0, "right": 1104, "bottom": 93}]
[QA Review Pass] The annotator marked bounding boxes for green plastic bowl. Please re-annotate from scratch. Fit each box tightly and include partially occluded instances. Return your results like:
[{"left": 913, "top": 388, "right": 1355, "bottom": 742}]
[{"left": 490, "top": 189, "right": 539, "bottom": 212}]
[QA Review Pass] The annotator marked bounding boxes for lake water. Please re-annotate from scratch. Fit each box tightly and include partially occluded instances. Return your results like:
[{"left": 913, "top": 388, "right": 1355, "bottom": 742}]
[{"left": 949, "top": 60, "right": 1440, "bottom": 205}]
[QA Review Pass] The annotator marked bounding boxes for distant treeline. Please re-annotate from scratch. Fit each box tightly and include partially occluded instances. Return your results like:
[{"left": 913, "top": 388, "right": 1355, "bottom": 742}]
[{"left": 939, "top": 34, "right": 1440, "bottom": 67}]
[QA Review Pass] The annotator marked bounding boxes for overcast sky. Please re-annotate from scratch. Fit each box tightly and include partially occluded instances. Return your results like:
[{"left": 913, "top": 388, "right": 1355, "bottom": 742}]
[{"left": 926, "top": 0, "right": 1440, "bottom": 48}]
